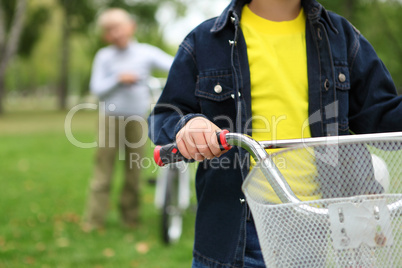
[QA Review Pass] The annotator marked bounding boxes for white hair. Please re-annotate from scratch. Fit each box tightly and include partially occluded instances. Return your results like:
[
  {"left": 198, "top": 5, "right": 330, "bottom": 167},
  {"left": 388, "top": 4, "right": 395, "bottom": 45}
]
[{"left": 97, "top": 8, "right": 135, "bottom": 28}]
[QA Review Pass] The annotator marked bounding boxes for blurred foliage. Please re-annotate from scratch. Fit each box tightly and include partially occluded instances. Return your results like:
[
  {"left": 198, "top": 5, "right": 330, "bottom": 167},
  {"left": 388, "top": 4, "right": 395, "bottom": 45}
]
[
  {"left": 3, "top": 0, "right": 402, "bottom": 106},
  {"left": 58, "top": 0, "right": 95, "bottom": 33},
  {"left": 94, "top": 0, "right": 186, "bottom": 50},
  {"left": 1, "top": 0, "right": 50, "bottom": 58},
  {"left": 4, "top": 0, "right": 186, "bottom": 102},
  {"left": 320, "top": 0, "right": 402, "bottom": 92},
  {"left": 18, "top": 5, "right": 50, "bottom": 57},
  {"left": 0, "top": 0, "right": 20, "bottom": 29}
]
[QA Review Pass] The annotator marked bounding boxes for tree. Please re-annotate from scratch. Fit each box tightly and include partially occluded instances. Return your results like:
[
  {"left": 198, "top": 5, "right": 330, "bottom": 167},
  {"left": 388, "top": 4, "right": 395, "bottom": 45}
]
[
  {"left": 18, "top": 5, "right": 50, "bottom": 58},
  {"left": 101, "top": 0, "right": 186, "bottom": 50},
  {"left": 0, "top": 0, "right": 27, "bottom": 114},
  {"left": 57, "top": 0, "right": 96, "bottom": 110},
  {"left": 59, "top": 0, "right": 187, "bottom": 102}
]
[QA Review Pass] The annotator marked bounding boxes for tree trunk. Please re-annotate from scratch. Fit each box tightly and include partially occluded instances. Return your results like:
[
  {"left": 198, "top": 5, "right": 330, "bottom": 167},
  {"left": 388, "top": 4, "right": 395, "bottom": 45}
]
[
  {"left": 0, "top": 0, "right": 27, "bottom": 114},
  {"left": 58, "top": 17, "right": 70, "bottom": 110}
]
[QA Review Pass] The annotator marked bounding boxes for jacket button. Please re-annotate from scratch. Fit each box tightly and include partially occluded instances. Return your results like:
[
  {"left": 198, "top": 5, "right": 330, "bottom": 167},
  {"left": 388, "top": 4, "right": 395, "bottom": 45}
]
[
  {"left": 338, "top": 73, "right": 346, "bottom": 83},
  {"left": 214, "top": 84, "right": 222, "bottom": 94},
  {"left": 239, "top": 198, "right": 245, "bottom": 204},
  {"left": 230, "top": 16, "right": 236, "bottom": 24},
  {"left": 324, "top": 79, "right": 330, "bottom": 91}
]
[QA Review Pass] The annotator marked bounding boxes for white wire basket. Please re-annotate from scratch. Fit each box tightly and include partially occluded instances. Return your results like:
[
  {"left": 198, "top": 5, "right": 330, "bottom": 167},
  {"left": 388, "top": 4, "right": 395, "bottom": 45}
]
[{"left": 242, "top": 138, "right": 402, "bottom": 267}]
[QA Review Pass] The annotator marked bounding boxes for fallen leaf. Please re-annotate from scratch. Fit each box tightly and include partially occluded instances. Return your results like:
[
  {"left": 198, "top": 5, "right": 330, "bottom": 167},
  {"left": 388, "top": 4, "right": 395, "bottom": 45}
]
[
  {"left": 102, "top": 248, "right": 115, "bottom": 258},
  {"left": 135, "top": 242, "right": 149, "bottom": 254},
  {"left": 24, "top": 256, "right": 35, "bottom": 265},
  {"left": 56, "top": 237, "right": 69, "bottom": 248},
  {"left": 63, "top": 212, "right": 80, "bottom": 223}
]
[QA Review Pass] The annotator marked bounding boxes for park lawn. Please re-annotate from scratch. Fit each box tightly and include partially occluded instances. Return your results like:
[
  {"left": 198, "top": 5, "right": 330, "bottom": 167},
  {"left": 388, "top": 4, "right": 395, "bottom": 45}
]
[{"left": 0, "top": 110, "right": 195, "bottom": 268}]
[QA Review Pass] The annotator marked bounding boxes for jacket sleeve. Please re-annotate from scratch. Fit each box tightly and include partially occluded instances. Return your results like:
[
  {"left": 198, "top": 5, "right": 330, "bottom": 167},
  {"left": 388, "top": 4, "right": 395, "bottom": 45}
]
[
  {"left": 349, "top": 33, "right": 402, "bottom": 134},
  {"left": 148, "top": 36, "right": 207, "bottom": 145}
]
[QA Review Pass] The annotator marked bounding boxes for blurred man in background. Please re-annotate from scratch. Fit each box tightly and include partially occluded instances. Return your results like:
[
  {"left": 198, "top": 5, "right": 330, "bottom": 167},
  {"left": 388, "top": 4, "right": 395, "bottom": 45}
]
[{"left": 83, "top": 8, "right": 173, "bottom": 231}]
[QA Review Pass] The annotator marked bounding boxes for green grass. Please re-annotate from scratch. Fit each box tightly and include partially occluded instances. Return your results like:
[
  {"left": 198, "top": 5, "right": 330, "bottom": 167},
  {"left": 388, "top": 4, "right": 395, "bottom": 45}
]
[{"left": 0, "top": 110, "right": 195, "bottom": 268}]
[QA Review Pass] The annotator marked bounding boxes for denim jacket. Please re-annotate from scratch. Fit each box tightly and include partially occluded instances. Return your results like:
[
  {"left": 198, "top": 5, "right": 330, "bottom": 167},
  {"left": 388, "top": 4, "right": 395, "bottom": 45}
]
[{"left": 148, "top": 0, "right": 402, "bottom": 267}]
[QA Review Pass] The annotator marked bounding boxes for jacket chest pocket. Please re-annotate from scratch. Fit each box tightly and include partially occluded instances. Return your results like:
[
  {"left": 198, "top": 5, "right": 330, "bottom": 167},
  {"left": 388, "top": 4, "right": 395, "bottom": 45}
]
[
  {"left": 195, "top": 70, "right": 236, "bottom": 128},
  {"left": 335, "top": 65, "right": 350, "bottom": 135}
]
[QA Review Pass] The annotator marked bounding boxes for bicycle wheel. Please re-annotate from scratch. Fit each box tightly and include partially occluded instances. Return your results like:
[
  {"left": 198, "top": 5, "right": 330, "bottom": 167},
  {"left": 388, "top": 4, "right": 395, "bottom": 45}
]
[{"left": 162, "top": 167, "right": 183, "bottom": 244}]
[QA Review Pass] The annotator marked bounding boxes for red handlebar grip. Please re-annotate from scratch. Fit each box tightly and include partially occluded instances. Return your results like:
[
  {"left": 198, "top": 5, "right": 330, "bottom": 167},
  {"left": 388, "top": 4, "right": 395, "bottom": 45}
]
[
  {"left": 154, "top": 145, "right": 165, "bottom": 167},
  {"left": 218, "top": 129, "right": 232, "bottom": 150},
  {"left": 154, "top": 130, "right": 231, "bottom": 167}
]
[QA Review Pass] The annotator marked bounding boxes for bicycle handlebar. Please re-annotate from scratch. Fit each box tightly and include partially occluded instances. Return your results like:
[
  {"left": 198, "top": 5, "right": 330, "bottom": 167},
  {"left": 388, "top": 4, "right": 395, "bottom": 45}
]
[
  {"left": 154, "top": 129, "right": 303, "bottom": 205},
  {"left": 154, "top": 129, "right": 231, "bottom": 167},
  {"left": 153, "top": 130, "right": 402, "bottom": 215}
]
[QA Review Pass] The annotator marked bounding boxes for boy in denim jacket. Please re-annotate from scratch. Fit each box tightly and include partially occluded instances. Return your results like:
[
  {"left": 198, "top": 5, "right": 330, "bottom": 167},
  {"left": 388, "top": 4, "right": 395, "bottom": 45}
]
[{"left": 149, "top": 0, "right": 402, "bottom": 267}]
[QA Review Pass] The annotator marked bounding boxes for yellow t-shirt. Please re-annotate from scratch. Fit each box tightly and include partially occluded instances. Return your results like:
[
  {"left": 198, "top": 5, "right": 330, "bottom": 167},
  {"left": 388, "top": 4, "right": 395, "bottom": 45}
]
[{"left": 241, "top": 5, "right": 320, "bottom": 203}]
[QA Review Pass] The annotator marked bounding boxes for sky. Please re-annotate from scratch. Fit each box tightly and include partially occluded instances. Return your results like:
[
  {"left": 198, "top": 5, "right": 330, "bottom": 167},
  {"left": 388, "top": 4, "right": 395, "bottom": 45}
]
[{"left": 156, "top": 0, "right": 231, "bottom": 46}]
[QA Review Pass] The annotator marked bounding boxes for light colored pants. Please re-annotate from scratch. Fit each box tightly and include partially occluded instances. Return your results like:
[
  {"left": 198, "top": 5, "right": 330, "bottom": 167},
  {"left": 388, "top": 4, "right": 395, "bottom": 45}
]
[{"left": 84, "top": 116, "right": 145, "bottom": 228}]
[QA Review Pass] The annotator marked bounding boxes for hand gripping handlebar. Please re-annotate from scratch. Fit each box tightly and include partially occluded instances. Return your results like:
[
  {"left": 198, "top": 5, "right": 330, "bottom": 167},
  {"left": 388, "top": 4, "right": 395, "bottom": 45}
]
[{"left": 154, "top": 130, "right": 402, "bottom": 215}]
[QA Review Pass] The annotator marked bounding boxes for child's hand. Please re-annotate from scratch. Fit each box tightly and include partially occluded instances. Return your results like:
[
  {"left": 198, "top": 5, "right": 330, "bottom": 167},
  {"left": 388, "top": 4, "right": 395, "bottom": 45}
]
[
  {"left": 119, "top": 73, "right": 138, "bottom": 84},
  {"left": 176, "top": 117, "right": 225, "bottom": 162}
]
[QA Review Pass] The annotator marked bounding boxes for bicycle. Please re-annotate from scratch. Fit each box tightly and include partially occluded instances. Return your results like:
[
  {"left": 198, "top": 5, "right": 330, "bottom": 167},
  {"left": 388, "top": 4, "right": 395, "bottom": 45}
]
[
  {"left": 148, "top": 77, "right": 193, "bottom": 244},
  {"left": 154, "top": 161, "right": 191, "bottom": 244},
  {"left": 154, "top": 130, "right": 402, "bottom": 267}
]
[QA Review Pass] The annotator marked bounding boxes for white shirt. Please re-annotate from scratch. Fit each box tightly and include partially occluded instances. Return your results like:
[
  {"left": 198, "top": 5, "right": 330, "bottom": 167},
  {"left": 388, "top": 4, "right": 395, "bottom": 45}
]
[{"left": 90, "top": 41, "right": 173, "bottom": 116}]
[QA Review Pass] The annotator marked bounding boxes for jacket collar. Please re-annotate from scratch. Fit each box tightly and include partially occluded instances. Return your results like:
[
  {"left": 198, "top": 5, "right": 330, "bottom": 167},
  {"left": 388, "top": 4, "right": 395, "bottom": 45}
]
[
  {"left": 211, "top": 0, "right": 337, "bottom": 34},
  {"left": 210, "top": 0, "right": 249, "bottom": 33}
]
